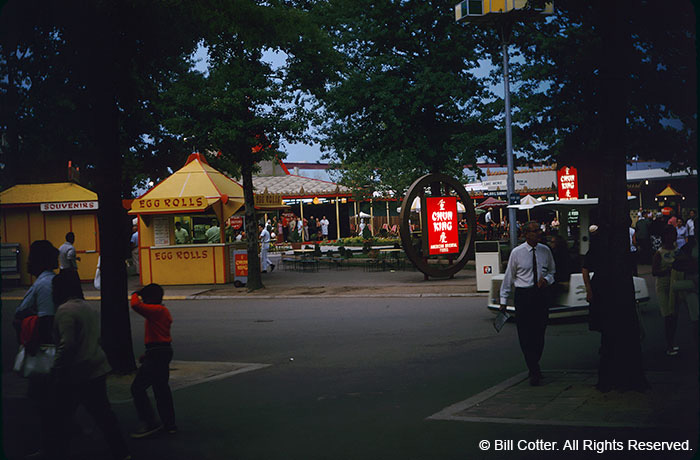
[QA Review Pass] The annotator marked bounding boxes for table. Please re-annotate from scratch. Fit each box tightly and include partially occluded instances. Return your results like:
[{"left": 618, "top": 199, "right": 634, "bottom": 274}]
[{"left": 379, "top": 248, "right": 404, "bottom": 270}]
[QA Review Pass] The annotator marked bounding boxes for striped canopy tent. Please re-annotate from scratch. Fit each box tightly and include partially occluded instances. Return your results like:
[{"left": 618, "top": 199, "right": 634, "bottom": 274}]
[
  {"left": 476, "top": 196, "right": 508, "bottom": 209},
  {"left": 129, "top": 153, "right": 245, "bottom": 222}
]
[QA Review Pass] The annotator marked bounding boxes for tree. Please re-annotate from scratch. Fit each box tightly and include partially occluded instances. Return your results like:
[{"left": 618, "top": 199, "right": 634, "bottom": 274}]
[
  {"left": 160, "top": 1, "right": 336, "bottom": 291},
  {"left": 0, "top": 0, "right": 201, "bottom": 372},
  {"left": 494, "top": 1, "right": 696, "bottom": 390},
  {"left": 312, "top": 0, "right": 495, "bottom": 196},
  {"left": 489, "top": 1, "right": 696, "bottom": 173}
]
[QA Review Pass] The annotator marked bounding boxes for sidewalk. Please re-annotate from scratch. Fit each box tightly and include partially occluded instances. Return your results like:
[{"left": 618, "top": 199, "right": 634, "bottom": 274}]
[{"left": 1, "top": 263, "right": 482, "bottom": 301}]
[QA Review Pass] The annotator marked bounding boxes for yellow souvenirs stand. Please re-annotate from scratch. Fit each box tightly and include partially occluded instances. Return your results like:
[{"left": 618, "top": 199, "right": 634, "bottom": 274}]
[
  {"left": 129, "top": 153, "right": 245, "bottom": 285},
  {"left": 0, "top": 182, "right": 100, "bottom": 285}
]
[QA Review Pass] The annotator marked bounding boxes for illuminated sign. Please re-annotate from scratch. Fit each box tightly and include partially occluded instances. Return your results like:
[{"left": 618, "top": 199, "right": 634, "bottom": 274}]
[
  {"left": 228, "top": 216, "right": 244, "bottom": 230},
  {"left": 425, "top": 197, "right": 459, "bottom": 255},
  {"left": 131, "top": 196, "right": 207, "bottom": 213},
  {"left": 557, "top": 166, "right": 579, "bottom": 200},
  {"left": 235, "top": 252, "right": 248, "bottom": 277},
  {"left": 40, "top": 201, "right": 98, "bottom": 212}
]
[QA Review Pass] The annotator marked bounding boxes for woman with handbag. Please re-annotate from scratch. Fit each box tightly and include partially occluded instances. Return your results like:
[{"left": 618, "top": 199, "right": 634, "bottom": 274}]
[
  {"left": 13, "top": 240, "right": 59, "bottom": 459},
  {"left": 14, "top": 240, "right": 59, "bottom": 354}
]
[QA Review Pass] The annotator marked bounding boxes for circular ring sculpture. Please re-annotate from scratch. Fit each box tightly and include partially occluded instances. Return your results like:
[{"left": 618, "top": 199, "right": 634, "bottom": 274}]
[{"left": 399, "top": 173, "right": 477, "bottom": 279}]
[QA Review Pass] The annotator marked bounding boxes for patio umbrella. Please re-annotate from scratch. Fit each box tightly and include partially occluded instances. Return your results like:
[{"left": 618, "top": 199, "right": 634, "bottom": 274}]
[
  {"left": 520, "top": 195, "right": 539, "bottom": 220},
  {"left": 476, "top": 196, "right": 507, "bottom": 209}
]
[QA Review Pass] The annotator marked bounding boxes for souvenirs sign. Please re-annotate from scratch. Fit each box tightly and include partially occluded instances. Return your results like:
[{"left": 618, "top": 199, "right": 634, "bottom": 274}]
[
  {"left": 557, "top": 166, "right": 578, "bottom": 200},
  {"left": 425, "top": 196, "right": 459, "bottom": 255},
  {"left": 40, "top": 201, "right": 98, "bottom": 212}
]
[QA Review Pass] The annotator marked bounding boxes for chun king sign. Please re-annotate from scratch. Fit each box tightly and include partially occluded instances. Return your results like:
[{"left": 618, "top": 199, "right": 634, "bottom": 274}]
[
  {"left": 425, "top": 197, "right": 459, "bottom": 255},
  {"left": 557, "top": 166, "right": 579, "bottom": 200}
]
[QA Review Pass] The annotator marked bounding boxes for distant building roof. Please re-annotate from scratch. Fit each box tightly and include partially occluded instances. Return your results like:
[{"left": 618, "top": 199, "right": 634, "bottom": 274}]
[
  {"left": 254, "top": 159, "right": 348, "bottom": 198},
  {"left": 252, "top": 175, "right": 351, "bottom": 198}
]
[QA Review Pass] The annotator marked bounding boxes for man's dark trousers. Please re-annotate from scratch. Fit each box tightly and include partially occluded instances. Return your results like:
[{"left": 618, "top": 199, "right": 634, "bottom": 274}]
[
  {"left": 131, "top": 343, "right": 176, "bottom": 429},
  {"left": 514, "top": 286, "right": 549, "bottom": 376}
]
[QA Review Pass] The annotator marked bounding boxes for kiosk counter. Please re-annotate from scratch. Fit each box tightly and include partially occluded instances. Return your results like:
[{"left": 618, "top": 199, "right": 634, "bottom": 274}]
[{"left": 129, "top": 153, "right": 245, "bottom": 286}]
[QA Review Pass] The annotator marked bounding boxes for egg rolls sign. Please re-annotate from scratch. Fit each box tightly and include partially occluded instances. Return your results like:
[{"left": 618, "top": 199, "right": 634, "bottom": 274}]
[
  {"left": 425, "top": 197, "right": 459, "bottom": 255},
  {"left": 131, "top": 196, "right": 207, "bottom": 213}
]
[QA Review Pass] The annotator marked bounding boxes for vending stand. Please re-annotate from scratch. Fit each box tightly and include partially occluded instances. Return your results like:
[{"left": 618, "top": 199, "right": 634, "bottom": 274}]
[
  {"left": 128, "top": 153, "right": 245, "bottom": 285},
  {"left": 0, "top": 182, "right": 100, "bottom": 285}
]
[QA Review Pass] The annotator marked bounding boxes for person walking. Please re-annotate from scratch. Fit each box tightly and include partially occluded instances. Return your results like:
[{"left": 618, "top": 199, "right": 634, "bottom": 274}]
[
  {"left": 500, "top": 221, "right": 556, "bottom": 386},
  {"left": 47, "top": 271, "right": 131, "bottom": 460},
  {"left": 675, "top": 217, "right": 688, "bottom": 250},
  {"left": 308, "top": 215, "right": 318, "bottom": 240},
  {"left": 15, "top": 241, "right": 59, "bottom": 459},
  {"left": 652, "top": 225, "right": 680, "bottom": 356},
  {"left": 259, "top": 223, "right": 275, "bottom": 273},
  {"left": 130, "top": 224, "right": 139, "bottom": 275},
  {"left": 629, "top": 223, "right": 639, "bottom": 276},
  {"left": 687, "top": 209, "right": 696, "bottom": 237},
  {"left": 58, "top": 232, "right": 80, "bottom": 273},
  {"left": 635, "top": 212, "right": 651, "bottom": 264},
  {"left": 484, "top": 208, "right": 494, "bottom": 240},
  {"left": 320, "top": 216, "right": 330, "bottom": 241},
  {"left": 130, "top": 284, "right": 177, "bottom": 438}
]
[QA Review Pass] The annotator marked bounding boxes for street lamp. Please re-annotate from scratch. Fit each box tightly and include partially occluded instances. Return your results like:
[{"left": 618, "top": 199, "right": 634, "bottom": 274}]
[{"left": 455, "top": 0, "right": 553, "bottom": 249}]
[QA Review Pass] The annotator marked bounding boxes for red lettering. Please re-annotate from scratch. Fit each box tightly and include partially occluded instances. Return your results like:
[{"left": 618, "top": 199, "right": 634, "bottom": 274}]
[
  {"left": 164, "top": 199, "right": 171, "bottom": 207},
  {"left": 202, "top": 250, "right": 208, "bottom": 259},
  {"left": 196, "top": 197, "right": 204, "bottom": 207}
]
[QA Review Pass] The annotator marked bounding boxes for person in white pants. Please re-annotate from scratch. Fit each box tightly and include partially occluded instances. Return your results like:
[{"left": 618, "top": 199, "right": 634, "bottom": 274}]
[{"left": 259, "top": 223, "right": 274, "bottom": 273}]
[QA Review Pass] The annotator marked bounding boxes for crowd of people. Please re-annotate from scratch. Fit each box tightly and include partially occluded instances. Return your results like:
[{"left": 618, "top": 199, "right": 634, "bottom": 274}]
[
  {"left": 14, "top": 240, "right": 179, "bottom": 459},
  {"left": 498, "top": 206, "right": 698, "bottom": 390}
]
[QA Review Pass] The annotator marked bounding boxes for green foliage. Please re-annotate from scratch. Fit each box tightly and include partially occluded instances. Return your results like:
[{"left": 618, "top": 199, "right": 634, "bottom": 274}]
[
  {"left": 0, "top": 1, "right": 201, "bottom": 193},
  {"left": 362, "top": 225, "right": 373, "bottom": 240},
  {"left": 335, "top": 236, "right": 400, "bottom": 247},
  {"left": 311, "top": 0, "right": 495, "bottom": 196},
  {"left": 496, "top": 1, "right": 696, "bottom": 171}
]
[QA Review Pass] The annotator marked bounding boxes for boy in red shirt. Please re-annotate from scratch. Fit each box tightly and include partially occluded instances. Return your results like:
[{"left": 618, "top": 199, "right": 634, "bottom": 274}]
[{"left": 129, "top": 283, "right": 177, "bottom": 438}]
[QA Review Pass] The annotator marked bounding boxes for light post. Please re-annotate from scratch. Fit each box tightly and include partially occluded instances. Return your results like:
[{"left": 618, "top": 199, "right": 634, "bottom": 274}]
[{"left": 455, "top": 0, "right": 553, "bottom": 249}]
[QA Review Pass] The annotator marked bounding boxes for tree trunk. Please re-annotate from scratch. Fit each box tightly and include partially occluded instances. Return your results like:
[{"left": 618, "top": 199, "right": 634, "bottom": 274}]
[
  {"left": 242, "top": 160, "right": 264, "bottom": 291},
  {"left": 87, "top": 6, "right": 136, "bottom": 373},
  {"left": 594, "top": 0, "right": 646, "bottom": 391}
]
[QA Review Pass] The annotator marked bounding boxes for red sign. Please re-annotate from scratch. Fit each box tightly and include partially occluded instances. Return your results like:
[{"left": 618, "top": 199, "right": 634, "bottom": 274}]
[
  {"left": 557, "top": 166, "right": 579, "bottom": 200},
  {"left": 234, "top": 252, "right": 248, "bottom": 277},
  {"left": 228, "top": 216, "right": 244, "bottom": 230},
  {"left": 426, "top": 197, "right": 459, "bottom": 255}
]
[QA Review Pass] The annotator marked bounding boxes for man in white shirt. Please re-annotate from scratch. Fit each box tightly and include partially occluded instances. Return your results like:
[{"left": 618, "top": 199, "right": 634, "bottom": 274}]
[
  {"left": 320, "top": 216, "right": 330, "bottom": 240},
  {"left": 500, "top": 221, "right": 556, "bottom": 386},
  {"left": 259, "top": 223, "right": 274, "bottom": 273},
  {"left": 58, "top": 232, "right": 80, "bottom": 273},
  {"left": 687, "top": 210, "right": 696, "bottom": 237},
  {"left": 484, "top": 208, "right": 493, "bottom": 240}
]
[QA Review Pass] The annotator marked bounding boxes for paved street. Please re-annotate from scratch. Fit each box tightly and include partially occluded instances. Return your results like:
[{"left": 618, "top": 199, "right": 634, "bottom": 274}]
[{"left": 2, "top": 268, "right": 698, "bottom": 460}]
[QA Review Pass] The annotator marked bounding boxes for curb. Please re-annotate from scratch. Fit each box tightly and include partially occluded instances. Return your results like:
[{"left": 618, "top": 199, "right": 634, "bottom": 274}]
[
  {"left": 190, "top": 293, "right": 487, "bottom": 300},
  {"left": 2, "top": 293, "right": 486, "bottom": 301}
]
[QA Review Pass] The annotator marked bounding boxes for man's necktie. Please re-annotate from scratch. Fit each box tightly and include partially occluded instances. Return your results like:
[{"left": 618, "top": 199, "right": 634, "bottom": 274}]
[{"left": 532, "top": 247, "right": 538, "bottom": 286}]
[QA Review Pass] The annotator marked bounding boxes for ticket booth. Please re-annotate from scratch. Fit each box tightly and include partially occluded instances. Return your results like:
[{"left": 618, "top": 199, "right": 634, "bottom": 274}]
[
  {"left": 128, "top": 153, "right": 245, "bottom": 285},
  {"left": 0, "top": 182, "right": 100, "bottom": 285}
]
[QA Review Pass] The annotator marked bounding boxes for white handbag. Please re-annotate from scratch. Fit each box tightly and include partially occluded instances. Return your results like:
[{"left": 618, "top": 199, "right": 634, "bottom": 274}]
[{"left": 13, "top": 344, "right": 56, "bottom": 378}]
